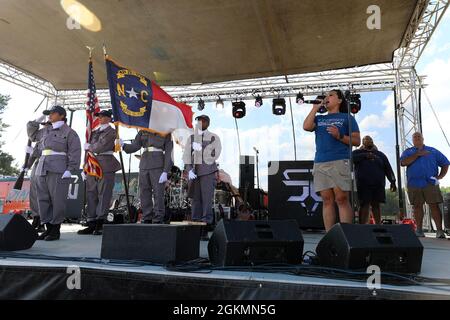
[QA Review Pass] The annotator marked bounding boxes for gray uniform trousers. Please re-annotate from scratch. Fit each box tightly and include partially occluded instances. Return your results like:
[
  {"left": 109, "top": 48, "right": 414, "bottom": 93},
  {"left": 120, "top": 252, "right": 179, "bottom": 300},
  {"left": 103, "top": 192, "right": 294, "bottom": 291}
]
[
  {"left": 29, "top": 163, "right": 39, "bottom": 218},
  {"left": 191, "top": 172, "right": 217, "bottom": 224},
  {"left": 139, "top": 168, "right": 165, "bottom": 223},
  {"left": 86, "top": 172, "right": 115, "bottom": 222},
  {"left": 37, "top": 172, "right": 71, "bottom": 225}
]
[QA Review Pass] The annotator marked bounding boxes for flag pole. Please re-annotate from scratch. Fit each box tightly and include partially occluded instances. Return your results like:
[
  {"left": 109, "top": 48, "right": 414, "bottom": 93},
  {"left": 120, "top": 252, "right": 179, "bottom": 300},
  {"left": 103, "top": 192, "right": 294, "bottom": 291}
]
[
  {"left": 103, "top": 44, "right": 133, "bottom": 221},
  {"left": 81, "top": 47, "right": 94, "bottom": 222}
]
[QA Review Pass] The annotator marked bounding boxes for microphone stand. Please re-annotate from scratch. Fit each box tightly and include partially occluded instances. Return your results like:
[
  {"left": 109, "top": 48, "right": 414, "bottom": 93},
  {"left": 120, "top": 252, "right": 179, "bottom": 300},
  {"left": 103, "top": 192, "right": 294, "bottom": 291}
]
[
  {"left": 346, "top": 97, "right": 356, "bottom": 223},
  {"left": 254, "top": 147, "right": 261, "bottom": 219}
]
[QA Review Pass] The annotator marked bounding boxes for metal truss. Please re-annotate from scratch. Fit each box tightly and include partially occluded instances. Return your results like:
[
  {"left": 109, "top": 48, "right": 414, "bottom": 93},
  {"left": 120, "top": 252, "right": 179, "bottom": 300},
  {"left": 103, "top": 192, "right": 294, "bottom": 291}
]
[
  {"left": 53, "top": 63, "right": 424, "bottom": 110},
  {"left": 393, "top": 0, "right": 449, "bottom": 219},
  {"left": 0, "top": 60, "right": 56, "bottom": 97}
]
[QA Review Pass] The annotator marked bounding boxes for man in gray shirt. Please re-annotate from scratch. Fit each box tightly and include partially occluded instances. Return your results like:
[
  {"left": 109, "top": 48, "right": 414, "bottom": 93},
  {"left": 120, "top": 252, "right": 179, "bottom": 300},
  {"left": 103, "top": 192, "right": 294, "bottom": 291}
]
[
  {"left": 119, "top": 129, "right": 173, "bottom": 224},
  {"left": 78, "top": 110, "right": 121, "bottom": 235},
  {"left": 183, "top": 115, "right": 221, "bottom": 233},
  {"left": 27, "top": 105, "right": 81, "bottom": 241}
]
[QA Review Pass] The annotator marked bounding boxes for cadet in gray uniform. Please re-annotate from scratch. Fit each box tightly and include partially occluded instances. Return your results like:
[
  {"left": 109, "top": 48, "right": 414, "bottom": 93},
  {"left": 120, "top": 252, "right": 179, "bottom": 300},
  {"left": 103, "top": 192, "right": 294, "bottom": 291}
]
[
  {"left": 78, "top": 110, "right": 121, "bottom": 235},
  {"left": 26, "top": 122, "right": 49, "bottom": 232},
  {"left": 183, "top": 115, "right": 221, "bottom": 228},
  {"left": 119, "top": 130, "right": 173, "bottom": 224},
  {"left": 27, "top": 105, "right": 81, "bottom": 241}
]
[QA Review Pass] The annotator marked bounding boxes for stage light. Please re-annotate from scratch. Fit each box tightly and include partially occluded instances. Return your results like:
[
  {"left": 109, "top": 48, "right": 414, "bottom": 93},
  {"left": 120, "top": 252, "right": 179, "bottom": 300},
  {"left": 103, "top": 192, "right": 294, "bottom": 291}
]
[
  {"left": 255, "top": 95, "right": 263, "bottom": 108},
  {"left": 232, "top": 101, "right": 246, "bottom": 119},
  {"left": 61, "top": 0, "right": 102, "bottom": 32},
  {"left": 296, "top": 92, "right": 304, "bottom": 105},
  {"left": 347, "top": 93, "right": 361, "bottom": 114},
  {"left": 198, "top": 98, "right": 205, "bottom": 111},
  {"left": 216, "top": 97, "right": 224, "bottom": 109},
  {"left": 272, "top": 98, "right": 286, "bottom": 115}
]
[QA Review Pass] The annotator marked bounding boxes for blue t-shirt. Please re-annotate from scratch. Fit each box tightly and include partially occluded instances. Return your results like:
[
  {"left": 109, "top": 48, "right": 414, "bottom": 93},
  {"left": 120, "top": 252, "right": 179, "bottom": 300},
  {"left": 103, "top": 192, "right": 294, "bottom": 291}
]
[
  {"left": 400, "top": 145, "right": 450, "bottom": 188},
  {"left": 314, "top": 113, "right": 359, "bottom": 163}
]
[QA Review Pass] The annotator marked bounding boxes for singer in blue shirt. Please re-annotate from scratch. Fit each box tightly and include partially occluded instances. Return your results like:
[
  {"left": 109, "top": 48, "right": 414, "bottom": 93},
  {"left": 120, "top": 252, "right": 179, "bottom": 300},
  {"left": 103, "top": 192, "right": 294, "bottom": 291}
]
[{"left": 303, "top": 89, "right": 361, "bottom": 231}]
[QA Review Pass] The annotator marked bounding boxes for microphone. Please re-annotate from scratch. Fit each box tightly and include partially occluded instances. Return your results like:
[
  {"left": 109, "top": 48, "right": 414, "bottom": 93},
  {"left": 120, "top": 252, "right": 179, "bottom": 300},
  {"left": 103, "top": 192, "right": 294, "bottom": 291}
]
[
  {"left": 300, "top": 99, "right": 324, "bottom": 105},
  {"left": 253, "top": 147, "right": 259, "bottom": 154}
]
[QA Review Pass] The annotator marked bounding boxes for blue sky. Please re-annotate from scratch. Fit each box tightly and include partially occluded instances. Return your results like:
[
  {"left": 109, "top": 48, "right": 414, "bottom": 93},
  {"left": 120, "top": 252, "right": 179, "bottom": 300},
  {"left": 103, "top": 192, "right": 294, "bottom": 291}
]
[{"left": 1, "top": 9, "right": 450, "bottom": 191}]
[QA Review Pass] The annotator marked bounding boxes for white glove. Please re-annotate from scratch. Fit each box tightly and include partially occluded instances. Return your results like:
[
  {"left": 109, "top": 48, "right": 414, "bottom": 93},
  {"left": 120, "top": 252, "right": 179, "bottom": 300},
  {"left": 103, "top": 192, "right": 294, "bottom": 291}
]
[
  {"left": 35, "top": 115, "right": 46, "bottom": 123},
  {"left": 159, "top": 172, "right": 168, "bottom": 184},
  {"left": 25, "top": 146, "right": 34, "bottom": 154},
  {"left": 188, "top": 169, "right": 197, "bottom": 180},
  {"left": 84, "top": 143, "right": 91, "bottom": 151},
  {"left": 430, "top": 177, "right": 440, "bottom": 186},
  {"left": 80, "top": 171, "right": 87, "bottom": 181},
  {"left": 62, "top": 170, "right": 72, "bottom": 179},
  {"left": 115, "top": 138, "right": 124, "bottom": 147},
  {"left": 192, "top": 142, "right": 202, "bottom": 151}
]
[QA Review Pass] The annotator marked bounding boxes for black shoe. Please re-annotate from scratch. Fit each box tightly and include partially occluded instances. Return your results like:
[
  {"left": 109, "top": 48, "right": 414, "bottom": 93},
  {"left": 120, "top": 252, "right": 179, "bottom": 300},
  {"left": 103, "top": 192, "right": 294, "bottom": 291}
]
[
  {"left": 92, "top": 219, "right": 104, "bottom": 235},
  {"left": 142, "top": 220, "right": 152, "bottom": 224},
  {"left": 45, "top": 224, "right": 60, "bottom": 241},
  {"left": 37, "top": 225, "right": 46, "bottom": 233},
  {"left": 77, "top": 221, "right": 96, "bottom": 235},
  {"left": 37, "top": 223, "right": 52, "bottom": 241},
  {"left": 31, "top": 216, "right": 40, "bottom": 229}
]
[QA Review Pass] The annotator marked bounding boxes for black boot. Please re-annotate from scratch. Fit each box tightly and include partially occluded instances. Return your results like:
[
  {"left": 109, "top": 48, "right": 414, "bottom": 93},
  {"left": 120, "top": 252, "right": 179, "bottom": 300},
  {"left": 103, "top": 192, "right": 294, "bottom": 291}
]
[
  {"left": 45, "top": 224, "right": 60, "bottom": 241},
  {"left": 92, "top": 219, "right": 104, "bottom": 235},
  {"left": 37, "top": 224, "right": 46, "bottom": 233},
  {"left": 37, "top": 223, "right": 52, "bottom": 241},
  {"left": 31, "top": 216, "right": 40, "bottom": 229},
  {"left": 77, "top": 221, "right": 96, "bottom": 235}
]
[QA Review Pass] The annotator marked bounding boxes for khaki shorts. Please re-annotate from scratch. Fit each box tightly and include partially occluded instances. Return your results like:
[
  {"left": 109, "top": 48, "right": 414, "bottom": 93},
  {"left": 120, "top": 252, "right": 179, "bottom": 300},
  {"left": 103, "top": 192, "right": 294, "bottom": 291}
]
[
  {"left": 407, "top": 184, "right": 443, "bottom": 205},
  {"left": 313, "top": 159, "right": 353, "bottom": 193}
]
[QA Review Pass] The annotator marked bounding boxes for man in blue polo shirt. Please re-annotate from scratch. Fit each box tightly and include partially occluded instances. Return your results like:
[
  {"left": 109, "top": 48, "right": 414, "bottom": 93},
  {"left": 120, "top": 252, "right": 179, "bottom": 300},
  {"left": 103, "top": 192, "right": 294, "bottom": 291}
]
[{"left": 400, "top": 132, "right": 449, "bottom": 238}]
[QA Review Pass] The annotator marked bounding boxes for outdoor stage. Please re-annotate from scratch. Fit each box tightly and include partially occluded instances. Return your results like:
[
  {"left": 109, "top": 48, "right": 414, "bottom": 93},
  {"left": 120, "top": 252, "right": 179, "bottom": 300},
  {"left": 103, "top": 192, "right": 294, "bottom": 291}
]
[{"left": 0, "top": 224, "right": 449, "bottom": 300}]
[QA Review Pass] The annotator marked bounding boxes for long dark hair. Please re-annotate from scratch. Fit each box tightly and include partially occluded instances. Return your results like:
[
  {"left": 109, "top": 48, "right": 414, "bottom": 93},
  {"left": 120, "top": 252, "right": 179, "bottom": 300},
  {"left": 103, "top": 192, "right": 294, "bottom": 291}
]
[{"left": 330, "top": 89, "right": 348, "bottom": 113}]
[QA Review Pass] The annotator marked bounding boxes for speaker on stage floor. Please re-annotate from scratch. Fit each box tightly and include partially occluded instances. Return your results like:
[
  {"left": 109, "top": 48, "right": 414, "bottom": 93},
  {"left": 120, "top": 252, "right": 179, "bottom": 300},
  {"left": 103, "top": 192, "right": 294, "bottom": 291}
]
[
  {"left": 316, "top": 223, "right": 423, "bottom": 273},
  {"left": 101, "top": 224, "right": 201, "bottom": 263},
  {"left": 208, "top": 219, "right": 304, "bottom": 266},
  {"left": 0, "top": 214, "right": 37, "bottom": 251}
]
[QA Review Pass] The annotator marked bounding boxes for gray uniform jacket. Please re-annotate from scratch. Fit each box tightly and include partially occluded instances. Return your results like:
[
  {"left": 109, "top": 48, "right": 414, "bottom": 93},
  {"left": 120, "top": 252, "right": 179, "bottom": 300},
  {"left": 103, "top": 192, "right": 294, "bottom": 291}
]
[
  {"left": 27, "top": 140, "right": 43, "bottom": 170},
  {"left": 183, "top": 130, "right": 222, "bottom": 177},
  {"left": 87, "top": 126, "right": 121, "bottom": 173},
  {"left": 123, "top": 131, "right": 173, "bottom": 172},
  {"left": 27, "top": 121, "right": 81, "bottom": 175}
]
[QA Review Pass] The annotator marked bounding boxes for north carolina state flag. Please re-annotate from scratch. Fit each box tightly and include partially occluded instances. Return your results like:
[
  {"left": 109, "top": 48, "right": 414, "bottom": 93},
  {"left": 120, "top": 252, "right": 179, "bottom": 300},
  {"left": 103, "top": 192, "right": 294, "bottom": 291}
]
[{"left": 106, "top": 57, "right": 193, "bottom": 136}]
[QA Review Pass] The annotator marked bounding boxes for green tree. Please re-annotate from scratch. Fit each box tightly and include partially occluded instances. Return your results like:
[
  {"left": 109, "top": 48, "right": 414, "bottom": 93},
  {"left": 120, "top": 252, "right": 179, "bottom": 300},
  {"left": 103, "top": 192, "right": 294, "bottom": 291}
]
[
  {"left": 0, "top": 94, "right": 19, "bottom": 176},
  {"left": 441, "top": 186, "right": 450, "bottom": 195}
]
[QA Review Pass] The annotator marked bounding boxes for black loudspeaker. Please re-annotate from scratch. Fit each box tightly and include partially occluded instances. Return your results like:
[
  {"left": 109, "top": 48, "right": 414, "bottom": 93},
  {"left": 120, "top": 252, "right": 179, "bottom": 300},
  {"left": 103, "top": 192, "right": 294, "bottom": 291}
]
[
  {"left": 316, "top": 223, "right": 424, "bottom": 273},
  {"left": 208, "top": 220, "right": 304, "bottom": 266},
  {"left": 268, "top": 161, "right": 324, "bottom": 230},
  {"left": 0, "top": 214, "right": 37, "bottom": 251},
  {"left": 239, "top": 155, "right": 254, "bottom": 191},
  {"left": 101, "top": 224, "right": 201, "bottom": 263}
]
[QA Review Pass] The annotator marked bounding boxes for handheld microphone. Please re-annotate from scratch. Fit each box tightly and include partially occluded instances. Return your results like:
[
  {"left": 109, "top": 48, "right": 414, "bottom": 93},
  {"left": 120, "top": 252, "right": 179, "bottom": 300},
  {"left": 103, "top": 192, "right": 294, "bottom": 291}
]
[
  {"left": 301, "top": 99, "right": 324, "bottom": 105},
  {"left": 296, "top": 93, "right": 327, "bottom": 114},
  {"left": 253, "top": 147, "right": 259, "bottom": 154}
]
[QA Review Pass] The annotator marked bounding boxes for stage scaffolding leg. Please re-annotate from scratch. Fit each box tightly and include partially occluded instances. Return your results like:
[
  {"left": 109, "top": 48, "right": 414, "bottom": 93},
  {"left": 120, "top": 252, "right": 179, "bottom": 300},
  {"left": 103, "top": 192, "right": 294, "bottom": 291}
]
[{"left": 394, "top": 67, "right": 423, "bottom": 220}]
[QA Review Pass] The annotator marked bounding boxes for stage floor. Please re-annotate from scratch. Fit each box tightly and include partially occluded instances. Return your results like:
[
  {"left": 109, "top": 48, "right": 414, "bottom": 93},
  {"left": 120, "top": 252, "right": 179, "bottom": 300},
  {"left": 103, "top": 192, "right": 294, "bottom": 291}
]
[{"left": 0, "top": 224, "right": 450, "bottom": 299}]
